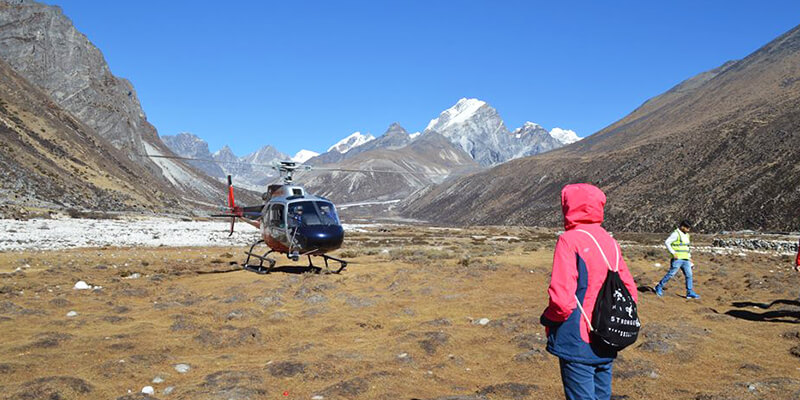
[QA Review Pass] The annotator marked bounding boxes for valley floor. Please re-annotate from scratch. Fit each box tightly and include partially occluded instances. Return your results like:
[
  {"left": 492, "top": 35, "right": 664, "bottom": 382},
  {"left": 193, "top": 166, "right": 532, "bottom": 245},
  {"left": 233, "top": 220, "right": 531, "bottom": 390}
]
[{"left": 0, "top": 223, "right": 799, "bottom": 399}]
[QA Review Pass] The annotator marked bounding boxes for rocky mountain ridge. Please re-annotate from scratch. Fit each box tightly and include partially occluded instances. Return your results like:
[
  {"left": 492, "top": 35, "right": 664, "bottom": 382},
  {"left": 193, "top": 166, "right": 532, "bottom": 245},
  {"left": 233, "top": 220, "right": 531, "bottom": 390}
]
[
  {"left": 163, "top": 95, "right": 581, "bottom": 204},
  {"left": 298, "top": 131, "right": 480, "bottom": 204},
  {"left": 401, "top": 24, "right": 800, "bottom": 232},
  {"left": 161, "top": 133, "right": 290, "bottom": 190},
  {"left": 0, "top": 0, "right": 228, "bottom": 204},
  {"left": 202, "top": 98, "right": 580, "bottom": 170},
  {"left": 422, "top": 98, "right": 579, "bottom": 166},
  {"left": 160, "top": 133, "right": 225, "bottom": 179},
  {"left": 0, "top": 57, "right": 180, "bottom": 217}
]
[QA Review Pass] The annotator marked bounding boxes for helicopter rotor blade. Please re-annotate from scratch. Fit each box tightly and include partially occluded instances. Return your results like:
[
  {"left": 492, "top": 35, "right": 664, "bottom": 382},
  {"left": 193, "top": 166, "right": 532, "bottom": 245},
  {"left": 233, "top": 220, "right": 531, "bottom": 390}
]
[
  {"left": 140, "top": 154, "right": 280, "bottom": 169},
  {"left": 140, "top": 154, "right": 452, "bottom": 178},
  {"left": 301, "top": 166, "right": 453, "bottom": 177}
]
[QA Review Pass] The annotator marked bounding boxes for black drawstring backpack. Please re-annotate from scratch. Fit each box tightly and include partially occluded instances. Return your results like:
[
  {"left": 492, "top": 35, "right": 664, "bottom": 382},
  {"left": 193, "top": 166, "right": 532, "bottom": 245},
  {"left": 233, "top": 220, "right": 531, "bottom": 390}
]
[{"left": 573, "top": 229, "right": 640, "bottom": 350}]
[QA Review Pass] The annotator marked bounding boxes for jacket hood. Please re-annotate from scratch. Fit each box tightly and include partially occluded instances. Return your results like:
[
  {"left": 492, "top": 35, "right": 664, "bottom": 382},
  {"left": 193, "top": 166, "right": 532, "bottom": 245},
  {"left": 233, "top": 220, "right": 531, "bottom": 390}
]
[{"left": 561, "top": 183, "right": 606, "bottom": 230}]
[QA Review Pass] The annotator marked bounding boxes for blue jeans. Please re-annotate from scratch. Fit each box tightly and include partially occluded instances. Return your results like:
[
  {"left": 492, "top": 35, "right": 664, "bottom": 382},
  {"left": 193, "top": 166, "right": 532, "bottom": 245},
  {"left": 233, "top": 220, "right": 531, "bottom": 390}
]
[
  {"left": 657, "top": 259, "right": 693, "bottom": 294},
  {"left": 559, "top": 358, "right": 613, "bottom": 400}
]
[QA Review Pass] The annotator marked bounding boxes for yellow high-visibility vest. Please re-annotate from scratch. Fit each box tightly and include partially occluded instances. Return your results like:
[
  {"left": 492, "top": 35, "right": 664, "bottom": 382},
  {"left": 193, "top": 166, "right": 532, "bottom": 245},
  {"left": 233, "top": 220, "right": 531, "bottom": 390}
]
[{"left": 670, "top": 229, "right": 691, "bottom": 260}]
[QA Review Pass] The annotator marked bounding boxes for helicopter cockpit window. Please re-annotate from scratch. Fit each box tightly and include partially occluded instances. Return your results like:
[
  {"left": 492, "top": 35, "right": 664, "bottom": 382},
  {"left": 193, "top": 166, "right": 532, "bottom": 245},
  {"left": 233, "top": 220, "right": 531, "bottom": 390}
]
[
  {"left": 269, "top": 204, "right": 285, "bottom": 228},
  {"left": 316, "top": 202, "right": 340, "bottom": 225},
  {"left": 287, "top": 201, "right": 340, "bottom": 226}
]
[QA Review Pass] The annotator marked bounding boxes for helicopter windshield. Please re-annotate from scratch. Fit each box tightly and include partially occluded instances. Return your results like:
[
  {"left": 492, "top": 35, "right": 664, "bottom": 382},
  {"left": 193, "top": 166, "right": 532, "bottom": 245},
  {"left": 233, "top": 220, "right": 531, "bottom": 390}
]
[{"left": 287, "top": 201, "right": 340, "bottom": 227}]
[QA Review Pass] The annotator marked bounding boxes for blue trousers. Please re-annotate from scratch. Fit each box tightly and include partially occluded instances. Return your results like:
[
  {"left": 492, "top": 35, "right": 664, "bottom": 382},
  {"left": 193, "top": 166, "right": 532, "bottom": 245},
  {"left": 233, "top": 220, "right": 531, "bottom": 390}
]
[
  {"left": 559, "top": 358, "right": 613, "bottom": 400},
  {"left": 657, "top": 259, "right": 693, "bottom": 293}
]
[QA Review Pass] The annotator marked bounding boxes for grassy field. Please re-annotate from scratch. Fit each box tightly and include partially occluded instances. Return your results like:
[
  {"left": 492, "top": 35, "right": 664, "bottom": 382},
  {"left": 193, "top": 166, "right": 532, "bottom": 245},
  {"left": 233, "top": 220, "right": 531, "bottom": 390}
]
[{"left": 0, "top": 225, "right": 798, "bottom": 399}]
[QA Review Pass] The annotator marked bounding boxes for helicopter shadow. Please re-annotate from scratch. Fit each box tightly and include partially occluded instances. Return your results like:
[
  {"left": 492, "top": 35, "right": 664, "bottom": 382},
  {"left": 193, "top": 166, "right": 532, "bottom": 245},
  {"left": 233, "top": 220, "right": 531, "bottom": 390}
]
[
  {"left": 243, "top": 264, "right": 325, "bottom": 275},
  {"left": 724, "top": 299, "right": 800, "bottom": 324}
]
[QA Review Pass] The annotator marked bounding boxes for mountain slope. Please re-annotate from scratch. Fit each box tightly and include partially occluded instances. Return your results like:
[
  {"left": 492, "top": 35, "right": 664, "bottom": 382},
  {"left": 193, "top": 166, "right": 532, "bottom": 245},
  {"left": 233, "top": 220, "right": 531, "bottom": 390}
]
[
  {"left": 0, "top": 58, "right": 180, "bottom": 216},
  {"left": 0, "top": 0, "right": 223, "bottom": 201},
  {"left": 511, "top": 122, "right": 566, "bottom": 158},
  {"left": 161, "top": 133, "right": 225, "bottom": 179},
  {"left": 402, "top": 25, "right": 800, "bottom": 232},
  {"left": 298, "top": 133, "right": 480, "bottom": 203},
  {"left": 343, "top": 122, "right": 413, "bottom": 156}
]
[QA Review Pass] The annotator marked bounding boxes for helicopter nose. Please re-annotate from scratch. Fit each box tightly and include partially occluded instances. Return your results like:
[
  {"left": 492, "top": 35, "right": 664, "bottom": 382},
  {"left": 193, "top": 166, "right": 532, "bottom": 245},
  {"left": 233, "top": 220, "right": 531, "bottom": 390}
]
[{"left": 296, "top": 225, "right": 344, "bottom": 252}]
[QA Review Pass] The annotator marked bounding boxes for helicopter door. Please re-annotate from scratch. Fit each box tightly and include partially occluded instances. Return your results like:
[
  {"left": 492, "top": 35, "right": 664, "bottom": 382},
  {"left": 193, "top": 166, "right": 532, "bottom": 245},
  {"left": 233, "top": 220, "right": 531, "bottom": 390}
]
[{"left": 268, "top": 203, "right": 288, "bottom": 245}]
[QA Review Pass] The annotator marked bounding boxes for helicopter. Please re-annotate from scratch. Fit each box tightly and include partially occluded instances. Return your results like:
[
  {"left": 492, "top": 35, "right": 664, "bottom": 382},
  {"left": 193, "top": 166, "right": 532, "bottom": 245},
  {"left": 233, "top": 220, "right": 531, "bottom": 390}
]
[
  {"left": 144, "top": 155, "right": 419, "bottom": 274},
  {"left": 214, "top": 161, "right": 349, "bottom": 274}
]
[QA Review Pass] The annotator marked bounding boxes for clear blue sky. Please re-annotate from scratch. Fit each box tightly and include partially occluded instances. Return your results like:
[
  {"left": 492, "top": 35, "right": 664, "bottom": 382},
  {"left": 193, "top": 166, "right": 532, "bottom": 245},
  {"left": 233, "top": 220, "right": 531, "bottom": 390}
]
[{"left": 43, "top": 1, "right": 800, "bottom": 156}]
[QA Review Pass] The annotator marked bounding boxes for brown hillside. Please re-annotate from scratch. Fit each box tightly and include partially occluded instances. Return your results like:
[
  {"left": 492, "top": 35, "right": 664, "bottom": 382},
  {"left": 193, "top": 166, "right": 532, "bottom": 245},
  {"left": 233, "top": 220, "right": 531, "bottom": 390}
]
[
  {"left": 402, "top": 25, "right": 800, "bottom": 232},
  {"left": 0, "top": 58, "right": 186, "bottom": 215}
]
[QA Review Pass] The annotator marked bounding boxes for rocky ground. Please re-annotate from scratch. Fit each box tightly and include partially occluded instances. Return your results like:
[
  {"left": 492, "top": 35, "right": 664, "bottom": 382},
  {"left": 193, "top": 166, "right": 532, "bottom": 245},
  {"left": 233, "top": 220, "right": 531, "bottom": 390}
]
[{"left": 0, "top": 222, "right": 799, "bottom": 399}]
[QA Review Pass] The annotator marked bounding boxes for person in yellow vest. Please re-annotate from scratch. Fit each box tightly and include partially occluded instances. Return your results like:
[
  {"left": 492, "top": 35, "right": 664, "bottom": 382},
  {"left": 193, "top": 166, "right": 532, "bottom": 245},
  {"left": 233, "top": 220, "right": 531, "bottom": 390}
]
[{"left": 655, "top": 220, "right": 700, "bottom": 299}]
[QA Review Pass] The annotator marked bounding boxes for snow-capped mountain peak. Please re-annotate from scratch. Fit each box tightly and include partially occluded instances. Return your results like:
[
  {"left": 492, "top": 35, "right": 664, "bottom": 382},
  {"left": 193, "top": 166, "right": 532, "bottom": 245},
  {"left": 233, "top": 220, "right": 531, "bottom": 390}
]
[
  {"left": 422, "top": 98, "right": 512, "bottom": 166},
  {"left": 292, "top": 149, "right": 319, "bottom": 163},
  {"left": 521, "top": 121, "right": 543, "bottom": 130},
  {"left": 549, "top": 127, "right": 581, "bottom": 145},
  {"left": 409, "top": 131, "right": 421, "bottom": 140},
  {"left": 425, "top": 98, "right": 487, "bottom": 132},
  {"left": 243, "top": 145, "right": 287, "bottom": 163},
  {"left": 515, "top": 122, "right": 544, "bottom": 138},
  {"left": 327, "top": 131, "right": 375, "bottom": 153}
]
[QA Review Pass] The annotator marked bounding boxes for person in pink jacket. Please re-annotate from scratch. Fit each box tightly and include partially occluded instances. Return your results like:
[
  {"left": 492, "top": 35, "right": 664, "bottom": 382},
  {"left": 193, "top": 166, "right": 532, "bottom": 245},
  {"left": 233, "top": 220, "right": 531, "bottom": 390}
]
[
  {"left": 540, "top": 183, "right": 638, "bottom": 400},
  {"left": 795, "top": 237, "right": 800, "bottom": 272}
]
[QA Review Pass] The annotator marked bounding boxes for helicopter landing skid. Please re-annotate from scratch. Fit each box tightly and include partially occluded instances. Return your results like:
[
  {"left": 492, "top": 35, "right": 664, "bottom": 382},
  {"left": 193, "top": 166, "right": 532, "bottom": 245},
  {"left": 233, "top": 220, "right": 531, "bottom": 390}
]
[
  {"left": 316, "top": 254, "right": 348, "bottom": 274},
  {"left": 242, "top": 240, "right": 277, "bottom": 274}
]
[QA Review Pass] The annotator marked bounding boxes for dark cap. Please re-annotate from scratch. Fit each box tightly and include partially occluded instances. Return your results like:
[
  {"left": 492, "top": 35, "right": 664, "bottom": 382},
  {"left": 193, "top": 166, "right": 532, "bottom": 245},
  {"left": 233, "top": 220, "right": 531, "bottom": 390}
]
[{"left": 680, "top": 219, "right": 693, "bottom": 229}]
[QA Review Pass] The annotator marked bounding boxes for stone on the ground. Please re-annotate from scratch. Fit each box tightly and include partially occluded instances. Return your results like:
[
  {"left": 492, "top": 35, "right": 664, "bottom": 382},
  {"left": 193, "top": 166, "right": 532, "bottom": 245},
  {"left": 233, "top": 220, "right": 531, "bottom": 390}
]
[
  {"left": 173, "top": 364, "right": 190, "bottom": 374},
  {"left": 73, "top": 281, "right": 91, "bottom": 290}
]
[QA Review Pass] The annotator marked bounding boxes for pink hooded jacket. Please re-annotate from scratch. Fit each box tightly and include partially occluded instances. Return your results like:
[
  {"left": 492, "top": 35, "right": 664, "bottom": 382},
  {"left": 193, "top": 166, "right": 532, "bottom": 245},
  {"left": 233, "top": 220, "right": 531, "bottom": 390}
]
[
  {"left": 541, "top": 183, "right": 638, "bottom": 361},
  {"left": 796, "top": 238, "right": 799, "bottom": 266}
]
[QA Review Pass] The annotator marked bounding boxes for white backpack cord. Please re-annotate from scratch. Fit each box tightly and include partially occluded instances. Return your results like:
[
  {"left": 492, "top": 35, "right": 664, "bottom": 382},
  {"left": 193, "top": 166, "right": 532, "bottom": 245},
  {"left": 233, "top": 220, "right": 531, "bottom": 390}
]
[
  {"left": 575, "top": 229, "right": 617, "bottom": 272},
  {"left": 572, "top": 229, "right": 621, "bottom": 333}
]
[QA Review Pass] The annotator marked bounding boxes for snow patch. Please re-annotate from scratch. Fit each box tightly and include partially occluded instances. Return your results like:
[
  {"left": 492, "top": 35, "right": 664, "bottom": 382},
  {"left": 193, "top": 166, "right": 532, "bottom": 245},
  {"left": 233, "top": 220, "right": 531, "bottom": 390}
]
[
  {"left": 341, "top": 223, "right": 375, "bottom": 233},
  {"left": 292, "top": 149, "right": 319, "bottom": 163},
  {"left": 327, "top": 132, "right": 375, "bottom": 153},
  {"left": 425, "top": 98, "right": 487, "bottom": 132},
  {"left": 522, "top": 121, "right": 542, "bottom": 130},
  {"left": 549, "top": 127, "right": 581, "bottom": 144}
]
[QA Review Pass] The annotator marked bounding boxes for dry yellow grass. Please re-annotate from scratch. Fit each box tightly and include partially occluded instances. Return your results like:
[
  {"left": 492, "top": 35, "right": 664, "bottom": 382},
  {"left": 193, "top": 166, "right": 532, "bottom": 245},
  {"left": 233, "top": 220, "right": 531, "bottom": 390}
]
[{"left": 0, "top": 226, "right": 798, "bottom": 399}]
